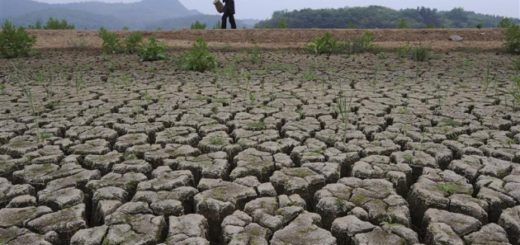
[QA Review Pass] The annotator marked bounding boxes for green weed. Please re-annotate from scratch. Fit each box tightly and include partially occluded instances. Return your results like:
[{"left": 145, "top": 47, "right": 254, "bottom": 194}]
[
  {"left": 504, "top": 24, "right": 520, "bottom": 54},
  {"left": 124, "top": 32, "right": 143, "bottom": 54},
  {"left": 138, "top": 36, "right": 166, "bottom": 62},
  {"left": 411, "top": 45, "right": 430, "bottom": 62},
  {"left": 179, "top": 38, "right": 218, "bottom": 72},
  {"left": 190, "top": 21, "right": 207, "bottom": 30}
]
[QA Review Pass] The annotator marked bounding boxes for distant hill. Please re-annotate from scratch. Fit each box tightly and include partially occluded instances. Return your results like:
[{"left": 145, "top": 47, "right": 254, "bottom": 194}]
[
  {"left": 0, "top": 0, "right": 259, "bottom": 30},
  {"left": 255, "top": 6, "right": 520, "bottom": 29}
]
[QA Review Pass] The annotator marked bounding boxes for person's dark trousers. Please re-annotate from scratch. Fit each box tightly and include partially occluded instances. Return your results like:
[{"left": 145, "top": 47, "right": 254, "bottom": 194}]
[{"left": 221, "top": 13, "right": 237, "bottom": 29}]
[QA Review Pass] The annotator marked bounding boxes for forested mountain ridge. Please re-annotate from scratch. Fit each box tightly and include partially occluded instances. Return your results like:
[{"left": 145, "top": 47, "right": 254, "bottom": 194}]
[{"left": 255, "top": 6, "right": 520, "bottom": 29}]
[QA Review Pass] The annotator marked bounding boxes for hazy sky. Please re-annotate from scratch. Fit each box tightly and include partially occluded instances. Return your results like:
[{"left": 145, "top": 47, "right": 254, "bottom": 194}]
[{"left": 35, "top": 0, "right": 520, "bottom": 20}]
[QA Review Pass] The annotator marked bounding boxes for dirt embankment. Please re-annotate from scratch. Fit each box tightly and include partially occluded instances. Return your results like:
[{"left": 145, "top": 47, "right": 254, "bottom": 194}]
[{"left": 28, "top": 28, "right": 506, "bottom": 52}]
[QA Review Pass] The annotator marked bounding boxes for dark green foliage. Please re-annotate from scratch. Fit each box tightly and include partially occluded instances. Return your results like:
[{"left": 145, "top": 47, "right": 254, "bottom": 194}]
[
  {"left": 28, "top": 20, "right": 42, "bottom": 29},
  {"left": 43, "top": 17, "right": 75, "bottom": 30},
  {"left": 0, "top": 20, "right": 37, "bottom": 58},
  {"left": 499, "top": 18, "right": 513, "bottom": 28},
  {"left": 179, "top": 38, "right": 218, "bottom": 72},
  {"left": 190, "top": 21, "right": 207, "bottom": 30},
  {"left": 124, "top": 32, "right": 143, "bottom": 54},
  {"left": 347, "top": 21, "right": 355, "bottom": 28},
  {"left": 411, "top": 46, "right": 430, "bottom": 61},
  {"left": 504, "top": 24, "right": 520, "bottom": 54},
  {"left": 515, "top": 57, "right": 520, "bottom": 72},
  {"left": 99, "top": 27, "right": 123, "bottom": 54},
  {"left": 138, "top": 36, "right": 167, "bottom": 62},
  {"left": 277, "top": 17, "right": 288, "bottom": 29},
  {"left": 254, "top": 6, "right": 519, "bottom": 29},
  {"left": 476, "top": 23, "right": 483, "bottom": 29},
  {"left": 398, "top": 19, "right": 408, "bottom": 29},
  {"left": 426, "top": 21, "right": 435, "bottom": 28},
  {"left": 306, "top": 32, "right": 343, "bottom": 55}
]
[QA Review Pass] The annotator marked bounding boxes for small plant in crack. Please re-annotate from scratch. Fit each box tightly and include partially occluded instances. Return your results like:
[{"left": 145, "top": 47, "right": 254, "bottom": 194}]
[
  {"left": 0, "top": 84, "right": 5, "bottom": 95},
  {"left": 249, "top": 93, "right": 256, "bottom": 104},
  {"left": 441, "top": 118, "right": 460, "bottom": 127},
  {"left": 336, "top": 89, "right": 354, "bottom": 142},
  {"left": 482, "top": 62, "right": 494, "bottom": 93},
  {"left": 398, "top": 107, "right": 410, "bottom": 115},
  {"left": 208, "top": 137, "right": 225, "bottom": 146},
  {"left": 402, "top": 154, "right": 414, "bottom": 164},
  {"left": 35, "top": 70, "right": 55, "bottom": 99},
  {"left": 371, "top": 63, "right": 381, "bottom": 92},
  {"left": 12, "top": 64, "right": 50, "bottom": 142},
  {"left": 74, "top": 74, "right": 84, "bottom": 94},
  {"left": 508, "top": 76, "right": 520, "bottom": 111},
  {"left": 305, "top": 148, "right": 323, "bottom": 157},
  {"left": 143, "top": 90, "right": 153, "bottom": 105},
  {"left": 247, "top": 121, "right": 266, "bottom": 130},
  {"left": 437, "top": 183, "right": 458, "bottom": 196}
]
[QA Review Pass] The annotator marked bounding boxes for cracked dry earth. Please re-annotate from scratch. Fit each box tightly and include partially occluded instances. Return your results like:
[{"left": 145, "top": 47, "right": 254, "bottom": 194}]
[{"left": 0, "top": 50, "right": 520, "bottom": 245}]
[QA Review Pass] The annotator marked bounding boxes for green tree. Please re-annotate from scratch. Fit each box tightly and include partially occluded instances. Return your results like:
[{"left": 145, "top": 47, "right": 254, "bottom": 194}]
[
  {"left": 277, "top": 17, "right": 288, "bottom": 29},
  {"left": 398, "top": 19, "right": 408, "bottom": 29},
  {"left": 427, "top": 21, "right": 435, "bottom": 28},
  {"left": 498, "top": 18, "right": 513, "bottom": 28},
  {"left": 43, "top": 18, "right": 75, "bottom": 30},
  {"left": 347, "top": 21, "right": 355, "bottom": 28}
]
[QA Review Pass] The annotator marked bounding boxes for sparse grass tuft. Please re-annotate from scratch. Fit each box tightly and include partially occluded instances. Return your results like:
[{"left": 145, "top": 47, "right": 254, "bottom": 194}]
[
  {"left": 411, "top": 45, "right": 430, "bottom": 62},
  {"left": 508, "top": 76, "right": 520, "bottom": 110},
  {"left": 209, "top": 137, "right": 225, "bottom": 146}
]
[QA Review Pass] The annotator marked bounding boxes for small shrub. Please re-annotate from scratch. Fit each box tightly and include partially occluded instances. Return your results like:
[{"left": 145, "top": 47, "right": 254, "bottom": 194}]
[
  {"left": 190, "top": 21, "right": 207, "bottom": 30},
  {"left": 347, "top": 21, "right": 355, "bottom": 29},
  {"left": 249, "top": 44, "right": 263, "bottom": 64},
  {"left": 0, "top": 20, "right": 37, "bottom": 58},
  {"left": 179, "top": 38, "right": 218, "bottom": 72},
  {"left": 43, "top": 18, "right": 75, "bottom": 30},
  {"left": 427, "top": 21, "right": 435, "bottom": 28},
  {"left": 476, "top": 23, "right": 483, "bottom": 29},
  {"left": 306, "top": 32, "right": 342, "bottom": 55},
  {"left": 396, "top": 43, "right": 411, "bottom": 58},
  {"left": 99, "top": 27, "right": 123, "bottom": 54},
  {"left": 504, "top": 24, "right": 520, "bottom": 54},
  {"left": 498, "top": 18, "right": 513, "bottom": 28},
  {"left": 124, "top": 32, "right": 143, "bottom": 54},
  {"left": 28, "top": 20, "right": 43, "bottom": 30},
  {"left": 345, "top": 32, "right": 374, "bottom": 54},
  {"left": 411, "top": 46, "right": 430, "bottom": 62},
  {"left": 138, "top": 36, "right": 167, "bottom": 62}
]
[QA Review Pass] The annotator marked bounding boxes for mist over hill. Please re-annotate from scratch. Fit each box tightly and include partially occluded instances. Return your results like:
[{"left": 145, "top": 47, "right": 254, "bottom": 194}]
[{"left": 0, "top": 0, "right": 259, "bottom": 29}]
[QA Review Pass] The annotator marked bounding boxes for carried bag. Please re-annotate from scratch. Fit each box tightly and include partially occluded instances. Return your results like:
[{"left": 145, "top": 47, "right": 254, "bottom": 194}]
[{"left": 214, "top": 0, "right": 224, "bottom": 13}]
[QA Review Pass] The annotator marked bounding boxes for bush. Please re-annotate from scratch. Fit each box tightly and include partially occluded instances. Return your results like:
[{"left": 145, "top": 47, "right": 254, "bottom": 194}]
[
  {"left": 28, "top": 20, "right": 43, "bottom": 30},
  {"left": 476, "top": 23, "right": 483, "bottom": 29},
  {"left": 43, "top": 18, "right": 75, "bottom": 30},
  {"left": 0, "top": 20, "right": 37, "bottom": 58},
  {"left": 124, "top": 32, "right": 143, "bottom": 54},
  {"left": 138, "top": 36, "right": 167, "bottom": 61},
  {"left": 190, "top": 21, "right": 207, "bottom": 30},
  {"left": 179, "top": 38, "right": 218, "bottom": 72},
  {"left": 411, "top": 46, "right": 430, "bottom": 61},
  {"left": 306, "top": 32, "right": 343, "bottom": 55},
  {"left": 213, "top": 20, "right": 222, "bottom": 29},
  {"left": 345, "top": 32, "right": 374, "bottom": 54},
  {"left": 504, "top": 24, "right": 520, "bottom": 54},
  {"left": 99, "top": 27, "right": 123, "bottom": 54}
]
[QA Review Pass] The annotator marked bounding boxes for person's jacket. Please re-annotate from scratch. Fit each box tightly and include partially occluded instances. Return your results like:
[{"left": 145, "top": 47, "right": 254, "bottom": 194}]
[{"left": 223, "top": 0, "right": 235, "bottom": 15}]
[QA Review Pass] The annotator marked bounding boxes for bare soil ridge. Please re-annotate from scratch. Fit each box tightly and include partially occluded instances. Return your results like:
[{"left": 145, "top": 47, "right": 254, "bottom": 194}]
[{"left": 30, "top": 28, "right": 506, "bottom": 51}]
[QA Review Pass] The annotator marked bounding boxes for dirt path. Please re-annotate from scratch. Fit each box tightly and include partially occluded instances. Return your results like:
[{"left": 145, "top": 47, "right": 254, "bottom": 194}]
[{"left": 29, "top": 28, "right": 506, "bottom": 52}]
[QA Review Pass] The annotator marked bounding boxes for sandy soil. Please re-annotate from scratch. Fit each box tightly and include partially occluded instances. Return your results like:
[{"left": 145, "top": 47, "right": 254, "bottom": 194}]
[{"left": 28, "top": 28, "right": 506, "bottom": 52}]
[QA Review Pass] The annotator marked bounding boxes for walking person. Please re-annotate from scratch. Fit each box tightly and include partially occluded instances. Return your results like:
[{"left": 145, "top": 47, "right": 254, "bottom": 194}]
[{"left": 221, "top": 0, "right": 236, "bottom": 29}]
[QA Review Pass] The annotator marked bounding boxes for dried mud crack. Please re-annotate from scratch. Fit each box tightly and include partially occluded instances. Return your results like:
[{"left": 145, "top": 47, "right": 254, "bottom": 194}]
[{"left": 0, "top": 49, "right": 519, "bottom": 245}]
